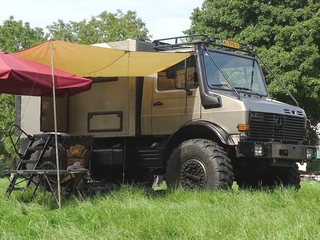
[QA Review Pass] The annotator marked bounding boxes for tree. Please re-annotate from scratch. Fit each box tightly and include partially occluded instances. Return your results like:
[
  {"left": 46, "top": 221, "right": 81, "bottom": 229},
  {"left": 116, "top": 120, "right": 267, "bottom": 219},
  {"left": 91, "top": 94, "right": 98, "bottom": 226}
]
[
  {"left": 185, "top": 0, "right": 320, "bottom": 143},
  {"left": 0, "top": 16, "right": 47, "bottom": 52},
  {"left": 47, "top": 10, "right": 151, "bottom": 44},
  {"left": 0, "top": 94, "right": 17, "bottom": 167}
]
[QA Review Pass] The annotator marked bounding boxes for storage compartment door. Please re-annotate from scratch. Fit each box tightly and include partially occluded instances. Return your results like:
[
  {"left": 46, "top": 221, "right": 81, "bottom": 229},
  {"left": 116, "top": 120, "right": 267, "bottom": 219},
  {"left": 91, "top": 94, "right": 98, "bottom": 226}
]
[{"left": 40, "top": 96, "right": 68, "bottom": 132}]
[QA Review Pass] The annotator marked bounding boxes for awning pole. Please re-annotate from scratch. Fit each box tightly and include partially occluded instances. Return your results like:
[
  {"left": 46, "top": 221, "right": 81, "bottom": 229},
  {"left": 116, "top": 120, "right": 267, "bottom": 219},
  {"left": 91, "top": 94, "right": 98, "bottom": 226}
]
[{"left": 50, "top": 39, "right": 61, "bottom": 209}]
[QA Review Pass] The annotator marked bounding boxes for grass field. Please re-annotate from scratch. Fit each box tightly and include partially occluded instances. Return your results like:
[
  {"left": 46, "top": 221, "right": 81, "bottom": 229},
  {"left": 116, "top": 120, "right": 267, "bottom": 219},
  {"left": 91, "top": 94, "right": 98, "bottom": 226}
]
[{"left": 0, "top": 179, "right": 320, "bottom": 240}]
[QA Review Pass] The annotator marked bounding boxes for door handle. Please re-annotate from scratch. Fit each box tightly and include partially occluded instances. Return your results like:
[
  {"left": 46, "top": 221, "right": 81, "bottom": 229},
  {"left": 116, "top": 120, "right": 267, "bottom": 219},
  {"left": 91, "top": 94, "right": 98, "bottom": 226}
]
[{"left": 153, "top": 101, "right": 163, "bottom": 106}]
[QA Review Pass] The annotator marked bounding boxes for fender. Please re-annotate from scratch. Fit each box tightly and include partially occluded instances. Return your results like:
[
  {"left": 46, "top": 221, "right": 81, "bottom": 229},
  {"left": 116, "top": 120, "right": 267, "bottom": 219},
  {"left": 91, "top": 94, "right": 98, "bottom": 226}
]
[
  {"left": 30, "top": 138, "right": 65, "bottom": 152},
  {"left": 163, "top": 120, "right": 234, "bottom": 160}
]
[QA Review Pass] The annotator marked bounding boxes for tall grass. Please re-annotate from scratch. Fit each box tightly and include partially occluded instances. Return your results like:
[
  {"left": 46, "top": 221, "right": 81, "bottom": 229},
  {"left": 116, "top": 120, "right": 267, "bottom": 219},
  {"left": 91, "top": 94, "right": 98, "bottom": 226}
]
[{"left": 0, "top": 178, "right": 320, "bottom": 240}]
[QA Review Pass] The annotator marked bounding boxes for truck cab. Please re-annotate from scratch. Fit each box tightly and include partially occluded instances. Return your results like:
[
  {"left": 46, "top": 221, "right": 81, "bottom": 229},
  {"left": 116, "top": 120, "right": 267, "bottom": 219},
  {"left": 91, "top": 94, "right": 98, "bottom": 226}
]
[{"left": 143, "top": 36, "right": 316, "bottom": 189}]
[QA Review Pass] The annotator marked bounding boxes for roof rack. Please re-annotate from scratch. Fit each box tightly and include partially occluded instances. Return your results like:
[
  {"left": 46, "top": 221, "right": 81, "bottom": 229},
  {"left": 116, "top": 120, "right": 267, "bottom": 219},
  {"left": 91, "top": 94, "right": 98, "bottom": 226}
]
[
  {"left": 153, "top": 34, "right": 207, "bottom": 51},
  {"left": 153, "top": 34, "right": 254, "bottom": 54}
]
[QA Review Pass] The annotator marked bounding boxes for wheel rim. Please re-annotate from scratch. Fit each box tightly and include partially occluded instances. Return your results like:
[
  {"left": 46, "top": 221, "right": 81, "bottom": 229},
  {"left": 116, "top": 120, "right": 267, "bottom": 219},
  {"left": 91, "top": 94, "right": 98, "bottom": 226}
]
[
  {"left": 39, "top": 161, "right": 57, "bottom": 186},
  {"left": 180, "top": 159, "right": 207, "bottom": 190},
  {"left": 40, "top": 162, "right": 56, "bottom": 170}
]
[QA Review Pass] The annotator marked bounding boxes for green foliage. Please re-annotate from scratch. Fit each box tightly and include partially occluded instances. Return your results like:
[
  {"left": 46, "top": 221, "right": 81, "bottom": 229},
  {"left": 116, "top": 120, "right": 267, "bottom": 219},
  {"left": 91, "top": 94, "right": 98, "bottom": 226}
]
[
  {"left": 0, "top": 160, "right": 10, "bottom": 178},
  {"left": 306, "top": 159, "right": 320, "bottom": 173},
  {"left": 185, "top": 0, "right": 320, "bottom": 127},
  {"left": 46, "top": 10, "right": 152, "bottom": 44},
  {"left": 0, "top": 16, "right": 47, "bottom": 52},
  {"left": 0, "top": 94, "right": 17, "bottom": 163},
  {"left": 1, "top": 181, "right": 320, "bottom": 239}
]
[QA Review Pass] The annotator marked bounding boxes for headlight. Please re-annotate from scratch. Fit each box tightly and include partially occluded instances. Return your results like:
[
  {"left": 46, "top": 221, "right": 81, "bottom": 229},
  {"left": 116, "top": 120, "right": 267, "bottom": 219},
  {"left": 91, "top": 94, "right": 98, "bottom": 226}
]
[
  {"left": 306, "top": 148, "right": 315, "bottom": 159},
  {"left": 254, "top": 143, "right": 264, "bottom": 156}
]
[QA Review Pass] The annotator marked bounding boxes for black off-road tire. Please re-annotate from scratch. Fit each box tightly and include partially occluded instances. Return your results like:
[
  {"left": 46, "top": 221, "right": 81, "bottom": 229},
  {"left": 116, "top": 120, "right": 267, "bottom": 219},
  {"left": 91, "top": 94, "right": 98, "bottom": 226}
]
[
  {"left": 236, "top": 176, "right": 261, "bottom": 190},
  {"left": 38, "top": 161, "right": 57, "bottom": 191},
  {"left": 166, "top": 139, "right": 234, "bottom": 191},
  {"left": 276, "top": 164, "right": 301, "bottom": 190},
  {"left": 39, "top": 161, "right": 56, "bottom": 170},
  {"left": 237, "top": 164, "right": 301, "bottom": 191}
]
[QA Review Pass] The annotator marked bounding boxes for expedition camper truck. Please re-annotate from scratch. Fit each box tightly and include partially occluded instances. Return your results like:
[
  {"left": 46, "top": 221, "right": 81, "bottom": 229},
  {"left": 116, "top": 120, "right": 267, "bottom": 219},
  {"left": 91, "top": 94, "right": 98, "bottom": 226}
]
[{"left": 11, "top": 36, "right": 317, "bottom": 193}]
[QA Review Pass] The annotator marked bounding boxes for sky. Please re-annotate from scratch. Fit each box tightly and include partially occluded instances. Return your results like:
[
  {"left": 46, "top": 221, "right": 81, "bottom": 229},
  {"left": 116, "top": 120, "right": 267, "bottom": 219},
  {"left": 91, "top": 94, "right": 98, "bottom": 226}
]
[{"left": 0, "top": 0, "right": 204, "bottom": 40}]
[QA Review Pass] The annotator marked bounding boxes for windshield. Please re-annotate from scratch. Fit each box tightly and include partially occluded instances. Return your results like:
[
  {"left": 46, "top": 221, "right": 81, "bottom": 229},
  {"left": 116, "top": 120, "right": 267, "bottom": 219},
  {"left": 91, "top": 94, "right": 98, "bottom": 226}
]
[{"left": 203, "top": 50, "right": 268, "bottom": 96}]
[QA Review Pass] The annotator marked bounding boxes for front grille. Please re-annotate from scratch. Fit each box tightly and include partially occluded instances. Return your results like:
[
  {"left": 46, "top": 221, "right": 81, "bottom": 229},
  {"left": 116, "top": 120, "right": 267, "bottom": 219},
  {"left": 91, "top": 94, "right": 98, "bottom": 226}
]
[{"left": 248, "top": 111, "right": 305, "bottom": 143}]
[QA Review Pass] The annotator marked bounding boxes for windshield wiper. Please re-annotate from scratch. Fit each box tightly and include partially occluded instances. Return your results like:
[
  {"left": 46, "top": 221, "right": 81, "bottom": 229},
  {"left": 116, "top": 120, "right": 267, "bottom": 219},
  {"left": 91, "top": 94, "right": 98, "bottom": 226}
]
[
  {"left": 210, "top": 84, "right": 226, "bottom": 87},
  {"left": 234, "top": 87, "right": 262, "bottom": 98}
]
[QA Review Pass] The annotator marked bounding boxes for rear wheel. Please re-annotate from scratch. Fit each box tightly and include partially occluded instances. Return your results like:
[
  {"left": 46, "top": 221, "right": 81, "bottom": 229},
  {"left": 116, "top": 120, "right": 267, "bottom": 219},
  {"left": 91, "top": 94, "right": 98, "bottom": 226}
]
[
  {"left": 166, "top": 139, "right": 233, "bottom": 191},
  {"left": 37, "top": 161, "right": 57, "bottom": 191}
]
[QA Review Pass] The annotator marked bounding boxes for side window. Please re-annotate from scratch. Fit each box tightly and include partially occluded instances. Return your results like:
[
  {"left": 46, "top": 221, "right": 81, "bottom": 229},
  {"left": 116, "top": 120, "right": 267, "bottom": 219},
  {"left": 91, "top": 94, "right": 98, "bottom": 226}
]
[
  {"left": 157, "top": 71, "right": 175, "bottom": 90},
  {"left": 157, "top": 56, "right": 198, "bottom": 91}
]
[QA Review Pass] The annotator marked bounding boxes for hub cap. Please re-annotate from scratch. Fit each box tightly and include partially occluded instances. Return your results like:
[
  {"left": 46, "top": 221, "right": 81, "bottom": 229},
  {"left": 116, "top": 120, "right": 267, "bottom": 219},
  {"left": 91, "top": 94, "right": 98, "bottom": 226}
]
[{"left": 180, "top": 159, "right": 207, "bottom": 190}]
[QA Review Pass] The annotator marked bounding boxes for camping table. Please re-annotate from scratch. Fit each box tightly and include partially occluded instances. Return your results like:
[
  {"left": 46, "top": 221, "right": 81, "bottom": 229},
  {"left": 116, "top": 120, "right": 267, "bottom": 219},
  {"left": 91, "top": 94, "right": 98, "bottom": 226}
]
[{"left": 5, "top": 169, "right": 89, "bottom": 205}]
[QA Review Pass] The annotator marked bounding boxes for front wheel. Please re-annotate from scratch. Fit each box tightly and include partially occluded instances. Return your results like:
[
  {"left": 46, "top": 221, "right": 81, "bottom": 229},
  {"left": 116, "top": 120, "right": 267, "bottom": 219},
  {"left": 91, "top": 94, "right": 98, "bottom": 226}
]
[
  {"left": 276, "top": 164, "right": 301, "bottom": 190},
  {"left": 236, "top": 164, "right": 301, "bottom": 190},
  {"left": 166, "top": 139, "right": 234, "bottom": 191}
]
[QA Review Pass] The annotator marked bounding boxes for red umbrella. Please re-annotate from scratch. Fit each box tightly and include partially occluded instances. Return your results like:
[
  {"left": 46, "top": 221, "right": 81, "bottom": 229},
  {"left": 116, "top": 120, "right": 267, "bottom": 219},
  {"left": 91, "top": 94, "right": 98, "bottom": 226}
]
[
  {"left": 0, "top": 52, "right": 92, "bottom": 97},
  {"left": 0, "top": 50, "right": 92, "bottom": 209}
]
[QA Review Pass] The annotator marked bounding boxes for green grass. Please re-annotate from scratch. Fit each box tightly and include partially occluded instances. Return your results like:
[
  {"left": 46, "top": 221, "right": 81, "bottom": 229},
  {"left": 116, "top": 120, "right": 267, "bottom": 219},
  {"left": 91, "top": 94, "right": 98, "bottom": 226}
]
[{"left": 1, "top": 178, "right": 320, "bottom": 240}]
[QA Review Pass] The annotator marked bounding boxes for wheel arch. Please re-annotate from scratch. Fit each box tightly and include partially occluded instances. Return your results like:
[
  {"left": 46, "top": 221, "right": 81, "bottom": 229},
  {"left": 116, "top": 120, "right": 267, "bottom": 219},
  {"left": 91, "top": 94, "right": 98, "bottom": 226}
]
[
  {"left": 29, "top": 138, "right": 65, "bottom": 152},
  {"left": 28, "top": 139, "right": 66, "bottom": 169},
  {"left": 163, "top": 120, "right": 233, "bottom": 160}
]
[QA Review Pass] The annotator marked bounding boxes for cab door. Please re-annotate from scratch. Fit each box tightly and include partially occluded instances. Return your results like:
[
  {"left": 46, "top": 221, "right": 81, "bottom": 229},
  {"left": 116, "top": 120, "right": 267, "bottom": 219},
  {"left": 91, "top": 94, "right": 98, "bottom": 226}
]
[{"left": 150, "top": 57, "right": 201, "bottom": 135}]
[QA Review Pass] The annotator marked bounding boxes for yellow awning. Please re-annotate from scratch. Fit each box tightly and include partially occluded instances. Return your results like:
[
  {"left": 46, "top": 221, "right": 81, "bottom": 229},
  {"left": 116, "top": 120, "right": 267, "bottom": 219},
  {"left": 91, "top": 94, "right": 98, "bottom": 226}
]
[{"left": 13, "top": 40, "right": 192, "bottom": 77}]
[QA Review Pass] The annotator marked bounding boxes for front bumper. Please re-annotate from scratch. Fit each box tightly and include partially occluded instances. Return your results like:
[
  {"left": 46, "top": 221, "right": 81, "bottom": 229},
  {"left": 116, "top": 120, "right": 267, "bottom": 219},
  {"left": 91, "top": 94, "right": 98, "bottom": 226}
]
[{"left": 238, "top": 141, "right": 317, "bottom": 161}]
